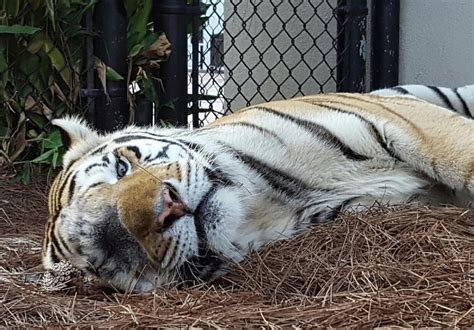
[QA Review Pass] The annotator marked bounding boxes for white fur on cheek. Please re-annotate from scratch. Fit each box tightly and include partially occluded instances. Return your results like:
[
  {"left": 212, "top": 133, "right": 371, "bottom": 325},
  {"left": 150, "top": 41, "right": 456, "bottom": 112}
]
[{"left": 203, "top": 187, "right": 247, "bottom": 262}]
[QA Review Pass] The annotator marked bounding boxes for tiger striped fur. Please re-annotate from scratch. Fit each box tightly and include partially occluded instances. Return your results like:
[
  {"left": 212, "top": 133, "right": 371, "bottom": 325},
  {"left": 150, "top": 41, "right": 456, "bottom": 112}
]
[{"left": 42, "top": 84, "right": 474, "bottom": 292}]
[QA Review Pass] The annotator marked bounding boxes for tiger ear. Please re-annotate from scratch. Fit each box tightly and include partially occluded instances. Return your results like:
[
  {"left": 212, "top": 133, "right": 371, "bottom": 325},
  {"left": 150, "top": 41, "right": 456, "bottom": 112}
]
[{"left": 52, "top": 117, "right": 99, "bottom": 150}]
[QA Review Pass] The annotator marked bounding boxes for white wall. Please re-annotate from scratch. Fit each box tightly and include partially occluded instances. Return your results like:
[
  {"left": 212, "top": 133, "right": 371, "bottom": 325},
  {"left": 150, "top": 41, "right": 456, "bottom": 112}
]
[{"left": 399, "top": 0, "right": 474, "bottom": 87}]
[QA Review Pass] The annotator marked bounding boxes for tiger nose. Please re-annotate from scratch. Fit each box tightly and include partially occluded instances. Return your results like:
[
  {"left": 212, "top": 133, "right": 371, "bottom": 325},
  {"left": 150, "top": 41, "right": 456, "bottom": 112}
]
[{"left": 156, "top": 188, "right": 187, "bottom": 230}]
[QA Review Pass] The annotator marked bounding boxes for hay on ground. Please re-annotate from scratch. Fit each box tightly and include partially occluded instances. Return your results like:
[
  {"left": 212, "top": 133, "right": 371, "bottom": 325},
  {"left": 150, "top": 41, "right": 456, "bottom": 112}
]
[{"left": 0, "top": 180, "right": 472, "bottom": 327}]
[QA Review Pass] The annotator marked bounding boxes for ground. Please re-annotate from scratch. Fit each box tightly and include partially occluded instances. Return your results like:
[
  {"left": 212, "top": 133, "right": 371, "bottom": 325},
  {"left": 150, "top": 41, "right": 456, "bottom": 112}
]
[{"left": 0, "top": 175, "right": 473, "bottom": 327}]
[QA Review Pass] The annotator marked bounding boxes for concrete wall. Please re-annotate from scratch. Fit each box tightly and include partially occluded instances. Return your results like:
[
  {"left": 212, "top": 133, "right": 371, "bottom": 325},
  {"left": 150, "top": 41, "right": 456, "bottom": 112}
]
[
  {"left": 398, "top": 0, "right": 474, "bottom": 87},
  {"left": 223, "top": 0, "right": 338, "bottom": 110}
]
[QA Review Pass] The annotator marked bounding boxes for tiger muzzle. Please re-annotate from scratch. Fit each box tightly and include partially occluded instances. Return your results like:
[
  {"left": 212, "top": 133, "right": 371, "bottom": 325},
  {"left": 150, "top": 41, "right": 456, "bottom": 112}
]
[{"left": 117, "top": 166, "right": 189, "bottom": 266}]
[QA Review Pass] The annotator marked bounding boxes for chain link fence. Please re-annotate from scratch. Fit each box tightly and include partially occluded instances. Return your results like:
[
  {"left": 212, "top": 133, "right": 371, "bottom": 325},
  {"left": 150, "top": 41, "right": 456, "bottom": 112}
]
[{"left": 188, "top": 0, "right": 357, "bottom": 126}]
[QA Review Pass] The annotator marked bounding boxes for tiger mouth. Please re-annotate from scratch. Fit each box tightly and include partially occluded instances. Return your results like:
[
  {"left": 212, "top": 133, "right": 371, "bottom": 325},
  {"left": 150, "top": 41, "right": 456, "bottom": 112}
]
[{"left": 176, "top": 187, "right": 225, "bottom": 283}]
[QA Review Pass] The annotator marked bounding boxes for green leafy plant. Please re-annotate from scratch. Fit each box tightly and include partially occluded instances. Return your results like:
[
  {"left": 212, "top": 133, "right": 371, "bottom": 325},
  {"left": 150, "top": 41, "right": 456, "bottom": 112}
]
[
  {"left": 0, "top": 0, "right": 97, "bottom": 182},
  {"left": 122, "top": 0, "right": 171, "bottom": 119},
  {"left": 0, "top": 0, "right": 210, "bottom": 183},
  {"left": 0, "top": 0, "right": 173, "bottom": 182}
]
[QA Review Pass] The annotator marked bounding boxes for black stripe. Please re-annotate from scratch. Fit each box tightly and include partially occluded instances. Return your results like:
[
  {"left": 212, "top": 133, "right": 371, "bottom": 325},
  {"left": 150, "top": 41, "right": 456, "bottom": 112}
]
[
  {"left": 115, "top": 136, "right": 198, "bottom": 159},
  {"left": 204, "top": 167, "right": 234, "bottom": 187},
  {"left": 112, "top": 135, "right": 190, "bottom": 151},
  {"left": 63, "top": 157, "right": 80, "bottom": 173},
  {"left": 89, "top": 134, "right": 200, "bottom": 164},
  {"left": 144, "top": 144, "right": 170, "bottom": 162},
  {"left": 112, "top": 134, "right": 155, "bottom": 144},
  {"left": 91, "top": 145, "right": 107, "bottom": 156},
  {"left": 51, "top": 172, "right": 63, "bottom": 213},
  {"left": 68, "top": 173, "right": 77, "bottom": 203},
  {"left": 176, "top": 139, "right": 236, "bottom": 186},
  {"left": 43, "top": 219, "right": 53, "bottom": 255},
  {"left": 254, "top": 106, "right": 370, "bottom": 161},
  {"left": 88, "top": 182, "right": 104, "bottom": 189},
  {"left": 295, "top": 197, "right": 357, "bottom": 225},
  {"left": 128, "top": 131, "right": 165, "bottom": 137},
  {"left": 454, "top": 88, "right": 471, "bottom": 118},
  {"left": 112, "top": 134, "right": 185, "bottom": 145},
  {"left": 165, "top": 241, "right": 181, "bottom": 268},
  {"left": 50, "top": 251, "right": 60, "bottom": 263},
  {"left": 176, "top": 139, "right": 204, "bottom": 155},
  {"left": 202, "top": 122, "right": 286, "bottom": 145},
  {"left": 309, "top": 199, "right": 354, "bottom": 223},
  {"left": 428, "top": 86, "right": 455, "bottom": 111},
  {"left": 126, "top": 146, "right": 142, "bottom": 160},
  {"left": 186, "top": 160, "right": 192, "bottom": 188},
  {"left": 56, "top": 225, "right": 73, "bottom": 255},
  {"left": 309, "top": 94, "right": 423, "bottom": 135},
  {"left": 50, "top": 215, "right": 65, "bottom": 261},
  {"left": 299, "top": 101, "right": 402, "bottom": 161},
  {"left": 391, "top": 86, "right": 410, "bottom": 95},
  {"left": 175, "top": 162, "right": 182, "bottom": 181},
  {"left": 222, "top": 145, "right": 319, "bottom": 197},
  {"left": 84, "top": 162, "right": 107, "bottom": 173},
  {"left": 56, "top": 171, "right": 74, "bottom": 208}
]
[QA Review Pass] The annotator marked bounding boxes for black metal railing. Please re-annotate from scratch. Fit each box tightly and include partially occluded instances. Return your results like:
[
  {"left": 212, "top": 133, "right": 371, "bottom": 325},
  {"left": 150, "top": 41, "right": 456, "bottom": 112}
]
[{"left": 1, "top": 0, "right": 400, "bottom": 132}]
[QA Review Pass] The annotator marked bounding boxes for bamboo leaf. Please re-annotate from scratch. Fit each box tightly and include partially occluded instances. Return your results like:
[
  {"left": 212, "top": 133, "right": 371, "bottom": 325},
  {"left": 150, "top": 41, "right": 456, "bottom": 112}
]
[
  {"left": 31, "top": 148, "right": 55, "bottom": 163},
  {"left": 51, "top": 149, "right": 61, "bottom": 168},
  {"left": 43, "top": 38, "right": 73, "bottom": 87},
  {"left": 27, "top": 33, "right": 47, "bottom": 54},
  {"left": 106, "top": 66, "right": 125, "bottom": 81},
  {"left": 3, "top": 0, "right": 20, "bottom": 17},
  {"left": 129, "top": 42, "right": 143, "bottom": 58},
  {"left": 126, "top": 0, "right": 152, "bottom": 51},
  {"left": 46, "top": 0, "right": 56, "bottom": 29},
  {"left": 0, "top": 25, "right": 40, "bottom": 34},
  {"left": 42, "top": 130, "right": 62, "bottom": 149}
]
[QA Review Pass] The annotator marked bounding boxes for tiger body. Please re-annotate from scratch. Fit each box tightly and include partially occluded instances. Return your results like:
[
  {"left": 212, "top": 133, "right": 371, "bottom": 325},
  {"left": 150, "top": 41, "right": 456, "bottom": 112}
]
[{"left": 43, "top": 85, "right": 474, "bottom": 292}]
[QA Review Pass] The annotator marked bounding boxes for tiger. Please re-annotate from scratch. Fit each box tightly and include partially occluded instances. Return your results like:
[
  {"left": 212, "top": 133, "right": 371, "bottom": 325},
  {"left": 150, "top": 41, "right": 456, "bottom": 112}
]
[{"left": 42, "top": 84, "right": 474, "bottom": 292}]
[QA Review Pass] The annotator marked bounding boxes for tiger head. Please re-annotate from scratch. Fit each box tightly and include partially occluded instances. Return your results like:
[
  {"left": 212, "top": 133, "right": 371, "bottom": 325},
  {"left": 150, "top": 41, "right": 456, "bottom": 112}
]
[{"left": 42, "top": 117, "right": 247, "bottom": 292}]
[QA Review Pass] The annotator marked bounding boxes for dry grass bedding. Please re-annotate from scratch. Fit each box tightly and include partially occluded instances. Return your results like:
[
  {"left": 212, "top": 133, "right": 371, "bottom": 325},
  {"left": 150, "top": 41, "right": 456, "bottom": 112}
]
[{"left": 0, "top": 178, "right": 473, "bottom": 327}]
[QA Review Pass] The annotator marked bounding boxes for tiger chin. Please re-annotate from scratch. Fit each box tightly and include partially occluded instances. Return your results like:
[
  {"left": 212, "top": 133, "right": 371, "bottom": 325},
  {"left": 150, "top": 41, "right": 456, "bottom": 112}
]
[{"left": 41, "top": 84, "right": 474, "bottom": 292}]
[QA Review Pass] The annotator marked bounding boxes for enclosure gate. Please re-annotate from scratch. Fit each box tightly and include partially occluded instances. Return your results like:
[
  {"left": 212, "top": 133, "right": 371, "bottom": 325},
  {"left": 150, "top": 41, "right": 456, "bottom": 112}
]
[{"left": 82, "top": 0, "right": 399, "bottom": 130}]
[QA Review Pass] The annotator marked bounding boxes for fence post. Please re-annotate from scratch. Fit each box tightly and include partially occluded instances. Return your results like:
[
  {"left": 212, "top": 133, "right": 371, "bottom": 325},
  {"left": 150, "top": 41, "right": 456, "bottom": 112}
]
[
  {"left": 370, "top": 0, "right": 400, "bottom": 90},
  {"left": 336, "top": 0, "right": 368, "bottom": 92},
  {"left": 191, "top": 0, "right": 200, "bottom": 128},
  {"left": 153, "top": 0, "right": 189, "bottom": 127},
  {"left": 92, "top": 0, "right": 129, "bottom": 132}
]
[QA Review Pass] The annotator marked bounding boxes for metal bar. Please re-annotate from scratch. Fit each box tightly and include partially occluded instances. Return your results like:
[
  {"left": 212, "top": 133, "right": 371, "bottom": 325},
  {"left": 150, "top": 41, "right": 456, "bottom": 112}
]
[
  {"left": 336, "top": 0, "right": 368, "bottom": 92},
  {"left": 191, "top": 0, "right": 200, "bottom": 128},
  {"left": 93, "top": 0, "right": 129, "bottom": 132},
  {"left": 134, "top": 97, "right": 153, "bottom": 126},
  {"left": 154, "top": 0, "right": 189, "bottom": 127},
  {"left": 370, "top": 0, "right": 400, "bottom": 90},
  {"left": 84, "top": 8, "right": 95, "bottom": 125}
]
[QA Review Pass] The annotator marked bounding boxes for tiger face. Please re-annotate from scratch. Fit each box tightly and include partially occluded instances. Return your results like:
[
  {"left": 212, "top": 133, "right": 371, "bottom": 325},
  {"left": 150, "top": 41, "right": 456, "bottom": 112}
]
[{"left": 42, "top": 118, "right": 249, "bottom": 291}]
